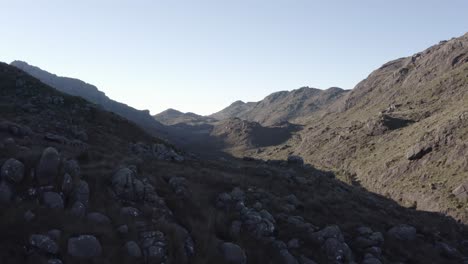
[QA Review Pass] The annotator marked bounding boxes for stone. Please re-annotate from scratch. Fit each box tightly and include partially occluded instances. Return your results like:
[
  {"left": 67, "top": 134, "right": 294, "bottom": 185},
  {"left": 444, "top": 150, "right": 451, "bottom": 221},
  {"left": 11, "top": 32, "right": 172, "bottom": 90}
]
[
  {"left": 64, "top": 159, "right": 80, "bottom": 179},
  {"left": 231, "top": 187, "right": 245, "bottom": 202},
  {"left": 43, "top": 192, "right": 64, "bottom": 209},
  {"left": 70, "top": 201, "right": 86, "bottom": 218},
  {"left": 362, "top": 256, "right": 382, "bottom": 264},
  {"left": 288, "top": 238, "right": 300, "bottom": 249},
  {"left": 299, "top": 255, "right": 318, "bottom": 264},
  {"left": 1, "top": 158, "right": 24, "bottom": 183},
  {"left": 24, "top": 210, "right": 35, "bottom": 222},
  {"left": 30, "top": 234, "right": 59, "bottom": 254},
  {"left": 67, "top": 235, "right": 102, "bottom": 258},
  {"left": 125, "top": 241, "right": 142, "bottom": 257},
  {"left": 323, "top": 238, "right": 352, "bottom": 263},
  {"left": 220, "top": 242, "right": 247, "bottom": 264},
  {"left": 435, "top": 242, "right": 460, "bottom": 259},
  {"left": 47, "top": 259, "right": 63, "bottom": 264},
  {"left": 287, "top": 155, "right": 304, "bottom": 166},
  {"left": 120, "top": 206, "right": 140, "bottom": 217},
  {"left": 0, "top": 181, "right": 14, "bottom": 204},
  {"left": 230, "top": 220, "right": 242, "bottom": 238},
  {"left": 47, "top": 229, "right": 62, "bottom": 242},
  {"left": 36, "top": 147, "right": 60, "bottom": 185},
  {"left": 73, "top": 180, "right": 89, "bottom": 206},
  {"left": 406, "top": 142, "right": 432, "bottom": 160},
  {"left": 117, "top": 225, "right": 129, "bottom": 234},
  {"left": 279, "top": 249, "right": 299, "bottom": 264},
  {"left": 452, "top": 182, "right": 468, "bottom": 202},
  {"left": 387, "top": 224, "right": 417, "bottom": 241},
  {"left": 111, "top": 168, "right": 145, "bottom": 201},
  {"left": 61, "top": 173, "right": 73, "bottom": 195},
  {"left": 87, "top": 212, "right": 111, "bottom": 225}
]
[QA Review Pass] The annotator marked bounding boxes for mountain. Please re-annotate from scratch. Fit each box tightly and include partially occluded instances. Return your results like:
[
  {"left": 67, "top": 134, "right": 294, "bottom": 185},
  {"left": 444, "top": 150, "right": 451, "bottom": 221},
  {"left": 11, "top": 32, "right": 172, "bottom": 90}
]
[
  {"left": 209, "top": 100, "right": 256, "bottom": 120},
  {"left": 210, "top": 87, "right": 349, "bottom": 125},
  {"left": 244, "top": 33, "right": 468, "bottom": 223},
  {"left": 0, "top": 61, "right": 467, "bottom": 263},
  {"left": 154, "top": 108, "right": 217, "bottom": 126},
  {"left": 10, "top": 60, "right": 168, "bottom": 139}
]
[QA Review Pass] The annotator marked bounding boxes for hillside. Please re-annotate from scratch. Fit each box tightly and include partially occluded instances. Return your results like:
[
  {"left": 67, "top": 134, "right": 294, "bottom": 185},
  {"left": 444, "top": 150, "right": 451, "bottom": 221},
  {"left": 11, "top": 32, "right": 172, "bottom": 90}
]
[
  {"left": 10, "top": 61, "right": 168, "bottom": 139},
  {"left": 245, "top": 33, "right": 468, "bottom": 224},
  {"left": 210, "top": 87, "right": 349, "bottom": 126},
  {"left": 154, "top": 108, "right": 217, "bottom": 126},
  {"left": 1, "top": 62, "right": 467, "bottom": 264}
]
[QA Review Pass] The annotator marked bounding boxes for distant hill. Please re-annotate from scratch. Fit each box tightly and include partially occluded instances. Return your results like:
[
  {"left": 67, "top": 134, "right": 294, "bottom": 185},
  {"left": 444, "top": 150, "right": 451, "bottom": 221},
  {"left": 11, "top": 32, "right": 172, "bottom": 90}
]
[
  {"left": 154, "top": 108, "right": 217, "bottom": 126},
  {"left": 210, "top": 87, "right": 349, "bottom": 125},
  {"left": 10, "top": 60, "right": 168, "bottom": 139}
]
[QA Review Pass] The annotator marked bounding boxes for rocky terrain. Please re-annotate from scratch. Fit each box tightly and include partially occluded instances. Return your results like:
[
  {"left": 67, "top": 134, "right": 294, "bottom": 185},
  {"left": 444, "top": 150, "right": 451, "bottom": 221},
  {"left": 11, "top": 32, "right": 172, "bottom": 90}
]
[
  {"left": 2, "top": 55, "right": 468, "bottom": 264},
  {"left": 10, "top": 61, "right": 168, "bottom": 139}
]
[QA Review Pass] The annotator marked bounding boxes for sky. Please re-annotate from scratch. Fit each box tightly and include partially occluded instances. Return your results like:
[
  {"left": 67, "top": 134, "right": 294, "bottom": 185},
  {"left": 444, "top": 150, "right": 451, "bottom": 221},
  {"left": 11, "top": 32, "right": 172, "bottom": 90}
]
[{"left": 1, "top": 1, "right": 467, "bottom": 115}]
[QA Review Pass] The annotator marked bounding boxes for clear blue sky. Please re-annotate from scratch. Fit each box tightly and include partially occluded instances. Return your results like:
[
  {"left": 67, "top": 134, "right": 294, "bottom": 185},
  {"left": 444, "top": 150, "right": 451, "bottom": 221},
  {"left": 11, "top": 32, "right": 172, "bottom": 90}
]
[{"left": 1, "top": 0, "right": 467, "bottom": 115}]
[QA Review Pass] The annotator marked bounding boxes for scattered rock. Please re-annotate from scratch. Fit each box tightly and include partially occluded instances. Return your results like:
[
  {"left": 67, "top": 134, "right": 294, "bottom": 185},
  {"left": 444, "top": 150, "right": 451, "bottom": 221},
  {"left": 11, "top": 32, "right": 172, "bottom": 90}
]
[
  {"left": 73, "top": 180, "right": 89, "bottom": 206},
  {"left": 67, "top": 235, "right": 102, "bottom": 258},
  {"left": 30, "top": 234, "right": 59, "bottom": 254},
  {"left": 36, "top": 147, "right": 60, "bottom": 185},
  {"left": 220, "top": 242, "right": 247, "bottom": 264},
  {"left": 1, "top": 158, "right": 24, "bottom": 183},
  {"left": 125, "top": 241, "right": 142, "bottom": 257},
  {"left": 43, "top": 192, "right": 64, "bottom": 209},
  {"left": 140, "top": 230, "right": 167, "bottom": 261}
]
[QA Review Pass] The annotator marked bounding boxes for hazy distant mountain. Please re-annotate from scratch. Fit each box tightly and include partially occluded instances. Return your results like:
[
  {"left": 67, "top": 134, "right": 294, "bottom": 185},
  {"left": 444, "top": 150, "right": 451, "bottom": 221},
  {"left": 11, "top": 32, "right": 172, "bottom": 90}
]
[
  {"left": 10, "top": 60, "right": 167, "bottom": 138},
  {"left": 210, "top": 87, "right": 349, "bottom": 125},
  {"left": 154, "top": 108, "right": 217, "bottom": 126}
]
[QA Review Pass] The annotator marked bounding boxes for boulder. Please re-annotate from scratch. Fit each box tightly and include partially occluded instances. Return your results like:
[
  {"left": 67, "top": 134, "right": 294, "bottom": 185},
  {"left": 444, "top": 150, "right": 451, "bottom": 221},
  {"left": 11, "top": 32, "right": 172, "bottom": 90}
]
[
  {"left": 111, "top": 168, "right": 145, "bottom": 201},
  {"left": 67, "top": 235, "right": 102, "bottom": 258},
  {"left": 406, "top": 143, "right": 432, "bottom": 160},
  {"left": 220, "top": 242, "right": 247, "bottom": 264},
  {"left": 287, "top": 155, "right": 304, "bottom": 166},
  {"left": 73, "top": 180, "right": 89, "bottom": 205},
  {"left": 387, "top": 224, "right": 417, "bottom": 241},
  {"left": 0, "top": 181, "right": 13, "bottom": 204},
  {"left": 1, "top": 158, "right": 24, "bottom": 183},
  {"left": 87, "top": 212, "right": 111, "bottom": 225},
  {"left": 120, "top": 207, "right": 140, "bottom": 217},
  {"left": 61, "top": 173, "right": 73, "bottom": 195},
  {"left": 47, "top": 229, "right": 62, "bottom": 242},
  {"left": 36, "top": 147, "right": 60, "bottom": 185},
  {"left": 125, "top": 241, "right": 142, "bottom": 257},
  {"left": 117, "top": 225, "right": 129, "bottom": 235},
  {"left": 43, "top": 192, "right": 64, "bottom": 209},
  {"left": 24, "top": 210, "right": 35, "bottom": 222},
  {"left": 64, "top": 159, "right": 80, "bottom": 179},
  {"left": 452, "top": 182, "right": 468, "bottom": 202},
  {"left": 140, "top": 230, "right": 167, "bottom": 261},
  {"left": 30, "top": 234, "right": 59, "bottom": 254},
  {"left": 70, "top": 201, "right": 86, "bottom": 218},
  {"left": 47, "top": 259, "right": 63, "bottom": 264}
]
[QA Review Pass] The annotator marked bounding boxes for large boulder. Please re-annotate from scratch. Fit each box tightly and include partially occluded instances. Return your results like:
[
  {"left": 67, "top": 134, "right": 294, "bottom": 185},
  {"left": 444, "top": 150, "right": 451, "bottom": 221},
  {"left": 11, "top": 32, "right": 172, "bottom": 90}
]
[
  {"left": 220, "top": 242, "right": 247, "bottom": 264},
  {"left": 30, "top": 234, "right": 59, "bottom": 254},
  {"left": 1, "top": 158, "right": 24, "bottom": 183},
  {"left": 452, "top": 182, "right": 468, "bottom": 202},
  {"left": 87, "top": 212, "right": 111, "bottom": 225},
  {"left": 111, "top": 168, "right": 145, "bottom": 201},
  {"left": 67, "top": 235, "right": 102, "bottom": 258},
  {"left": 43, "top": 192, "right": 64, "bottom": 209},
  {"left": 36, "top": 147, "right": 60, "bottom": 185}
]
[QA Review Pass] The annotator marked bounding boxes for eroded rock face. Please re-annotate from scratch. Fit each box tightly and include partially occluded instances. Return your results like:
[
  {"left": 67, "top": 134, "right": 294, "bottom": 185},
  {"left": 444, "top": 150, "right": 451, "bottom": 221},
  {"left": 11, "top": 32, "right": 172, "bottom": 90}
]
[
  {"left": 67, "top": 235, "right": 102, "bottom": 258},
  {"left": 220, "top": 242, "right": 247, "bottom": 264},
  {"left": 36, "top": 147, "right": 60, "bottom": 185},
  {"left": 406, "top": 142, "right": 433, "bottom": 160},
  {"left": 1, "top": 158, "right": 24, "bottom": 183}
]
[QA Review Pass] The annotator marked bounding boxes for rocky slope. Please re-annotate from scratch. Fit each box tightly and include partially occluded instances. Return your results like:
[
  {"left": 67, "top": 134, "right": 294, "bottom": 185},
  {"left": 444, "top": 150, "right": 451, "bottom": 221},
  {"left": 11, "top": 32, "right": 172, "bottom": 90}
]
[
  {"left": 10, "top": 60, "right": 168, "bottom": 139},
  {"left": 154, "top": 108, "right": 217, "bottom": 126},
  {"left": 1, "top": 62, "right": 468, "bottom": 264},
  {"left": 244, "top": 33, "right": 468, "bottom": 224},
  {"left": 210, "top": 87, "right": 349, "bottom": 126}
]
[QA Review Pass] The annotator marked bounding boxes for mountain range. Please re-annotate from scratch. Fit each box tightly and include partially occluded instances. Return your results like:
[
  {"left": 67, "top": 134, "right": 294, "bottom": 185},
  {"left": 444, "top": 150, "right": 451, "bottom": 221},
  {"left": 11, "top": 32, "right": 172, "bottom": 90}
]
[{"left": 1, "top": 32, "right": 467, "bottom": 264}]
